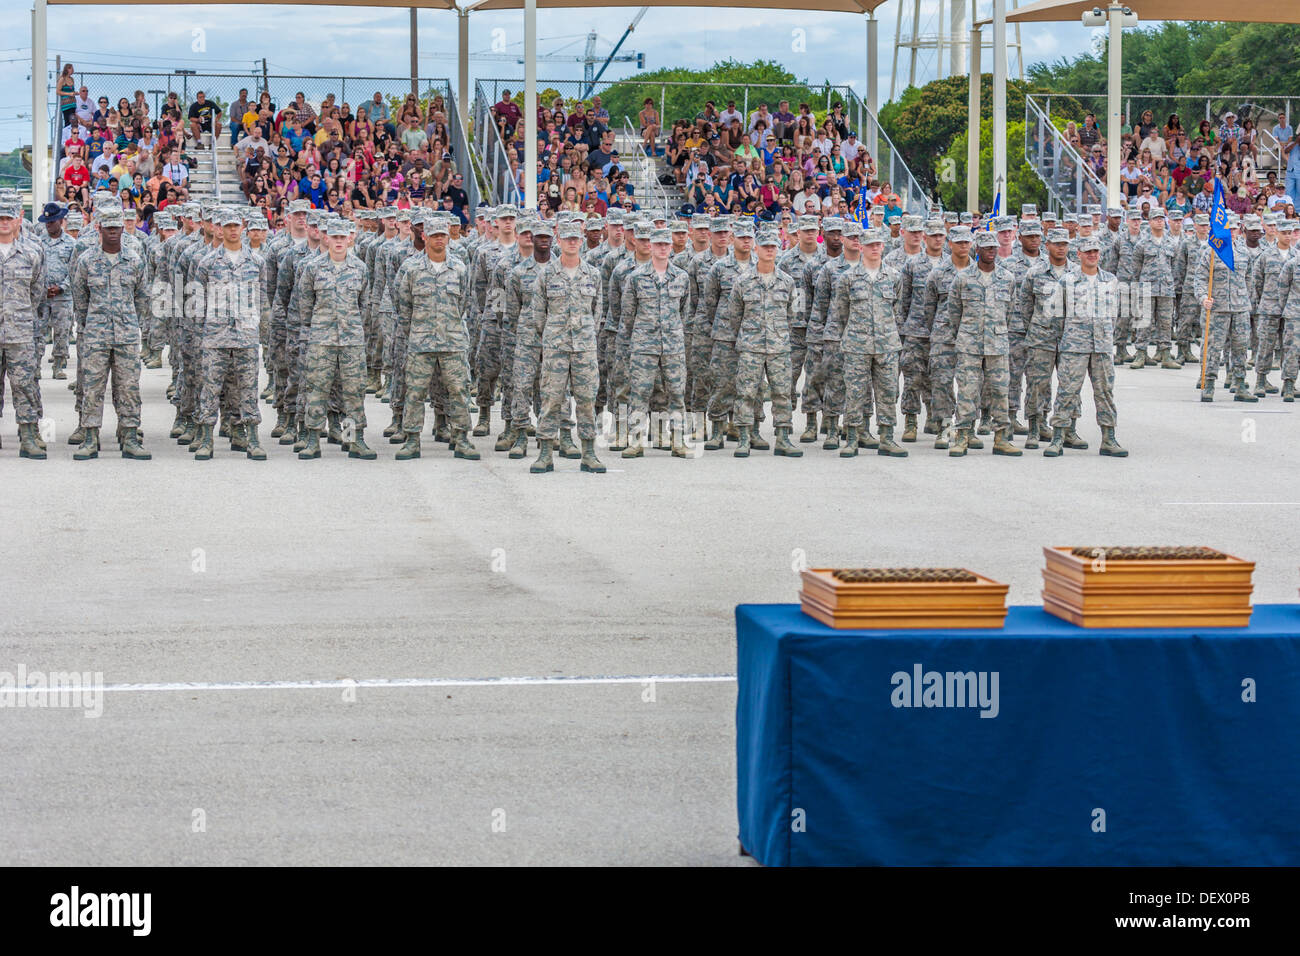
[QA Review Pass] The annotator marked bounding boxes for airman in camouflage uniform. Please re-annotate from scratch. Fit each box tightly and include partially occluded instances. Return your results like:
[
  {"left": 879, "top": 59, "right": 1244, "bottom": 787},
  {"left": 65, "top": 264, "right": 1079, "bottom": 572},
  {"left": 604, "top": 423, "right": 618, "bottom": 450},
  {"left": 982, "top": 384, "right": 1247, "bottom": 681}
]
[
  {"left": 946, "top": 232, "right": 1020, "bottom": 457},
  {"left": 1129, "top": 208, "right": 1181, "bottom": 369},
  {"left": 808, "top": 220, "right": 862, "bottom": 450},
  {"left": 1111, "top": 210, "right": 1144, "bottom": 363},
  {"left": 1193, "top": 227, "right": 1255, "bottom": 403},
  {"left": 0, "top": 198, "right": 47, "bottom": 458},
  {"left": 37, "top": 203, "right": 75, "bottom": 383},
  {"left": 1173, "top": 214, "right": 1210, "bottom": 365},
  {"left": 70, "top": 204, "right": 152, "bottom": 460},
  {"left": 675, "top": 212, "right": 712, "bottom": 436},
  {"left": 727, "top": 229, "right": 800, "bottom": 458},
  {"left": 1248, "top": 217, "right": 1292, "bottom": 396},
  {"left": 530, "top": 220, "right": 605, "bottom": 474},
  {"left": 470, "top": 205, "right": 521, "bottom": 436},
  {"left": 393, "top": 217, "right": 479, "bottom": 461},
  {"left": 1277, "top": 222, "right": 1300, "bottom": 402},
  {"left": 827, "top": 227, "right": 907, "bottom": 457},
  {"left": 595, "top": 210, "right": 629, "bottom": 414},
  {"left": 896, "top": 219, "right": 947, "bottom": 442},
  {"left": 1017, "top": 228, "right": 1072, "bottom": 450},
  {"left": 922, "top": 227, "right": 974, "bottom": 450},
  {"left": 699, "top": 220, "right": 757, "bottom": 449},
  {"left": 1045, "top": 234, "right": 1126, "bottom": 457},
  {"left": 685, "top": 218, "right": 728, "bottom": 436},
  {"left": 777, "top": 214, "right": 824, "bottom": 442},
  {"left": 503, "top": 220, "right": 566, "bottom": 457}
]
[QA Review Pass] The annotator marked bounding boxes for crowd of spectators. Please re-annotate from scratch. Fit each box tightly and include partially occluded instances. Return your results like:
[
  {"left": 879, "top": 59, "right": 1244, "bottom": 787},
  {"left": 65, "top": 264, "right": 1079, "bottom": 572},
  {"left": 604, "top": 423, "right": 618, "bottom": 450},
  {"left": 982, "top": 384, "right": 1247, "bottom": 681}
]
[
  {"left": 489, "top": 89, "right": 902, "bottom": 225},
  {"left": 52, "top": 62, "right": 473, "bottom": 230}
]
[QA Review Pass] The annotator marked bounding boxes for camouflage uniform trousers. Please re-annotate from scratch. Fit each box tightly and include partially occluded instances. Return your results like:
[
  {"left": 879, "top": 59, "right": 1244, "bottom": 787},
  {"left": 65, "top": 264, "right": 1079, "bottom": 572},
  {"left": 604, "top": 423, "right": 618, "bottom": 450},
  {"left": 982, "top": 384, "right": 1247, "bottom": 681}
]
[
  {"left": 685, "top": 331, "right": 713, "bottom": 413},
  {"left": 179, "top": 320, "right": 203, "bottom": 419},
  {"left": 1114, "top": 292, "right": 1137, "bottom": 347},
  {"left": 378, "top": 308, "right": 398, "bottom": 379},
  {"left": 956, "top": 353, "right": 1010, "bottom": 432},
  {"left": 270, "top": 323, "right": 291, "bottom": 411},
  {"left": 389, "top": 320, "right": 411, "bottom": 416},
  {"left": 611, "top": 337, "right": 669, "bottom": 413},
  {"left": 0, "top": 343, "right": 41, "bottom": 424},
  {"left": 364, "top": 300, "right": 382, "bottom": 376},
  {"left": 1134, "top": 296, "right": 1175, "bottom": 349},
  {"left": 47, "top": 299, "right": 74, "bottom": 363},
  {"left": 801, "top": 343, "right": 824, "bottom": 413},
  {"left": 78, "top": 343, "right": 143, "bottom": 429},
  {"left": 403, "top": 350, "right": 473, "bottom": 435},
  {"left": 476, "top": 327, "right": 503, "bottom": 408},
  {"left": 303, "top": 344, "right": 366, "bottom": 433},
  {"left": 1050, "top": 351, "right": 1116, "bottom": 429},
  {"left": 1281, "top": 316, "right": 1300, "bottom": 383},
  {"left": 788, "top": 325, "right": 808, "bottom": 411},
  {"left": 927, "top": 339, "right": 958, "bottom": 422},
  {"left": 1024, "top": 346, "right": 1059, "bottom": 423},
  {"left": 628, "top": 351, "right": 687, "bottom": 431},
  {"left": 844, "top": 351, "right": 900, "bottom": 428},
  {"left": 899, "top": 335, "right": 930, "bottom": 415},
  {"left": 498, "top": 327, "right": 517, "bottom": 415},
  {"left": 705, "top": 339, "right": 740, "bottom": 422},
  {"left": 814, "top": 342, "right": 860, "bottom": 419},
  {"left": 198, "top": 346, "right": 261, "bottom": 426},
  {"left": 1174, "top": 297, "right": 1203, "bottom": 348},
  {"left": 538, "top": 348, "right": 597, "bottom": 441},
  {"left": 1255, "top": 313, "right": 1284, "bottom": 377},
  {"left": 1204, "top": 310, "right": 1250, "bottom": 387},
  {"left": 735, "top": 350, "right": 793, "bottom": 428},
  {"left": 282, "top": 326, "right": 307, "bottom": 419},
  {"left": 596, "top": 327, "right": 616, "bottom": 408}
]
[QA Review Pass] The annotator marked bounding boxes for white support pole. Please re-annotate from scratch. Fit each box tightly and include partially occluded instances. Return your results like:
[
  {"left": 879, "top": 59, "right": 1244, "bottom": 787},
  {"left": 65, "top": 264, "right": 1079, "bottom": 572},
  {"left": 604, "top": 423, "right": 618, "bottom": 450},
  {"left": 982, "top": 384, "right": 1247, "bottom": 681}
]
[
  {"left": 951, "top": 0, "right": 966, "bottom": 77},
  {"left": 866, "top": 13, "right": 879, "bottom": 164},
  {"left": 992, "top": 0, "right": 1007, "bottom": 215},
  {"left": 32, "top": 0, "right": 48, "bottom": 212},
  {"left": 1106, "top": 3, "right": 1122, "bottom": 209},
  {"left": 937, "top": 0, "right": 946, "bottom": 81},
  {"left": 524, "top": 0, "right": 537, "bottom": 209},
  {"left": 457, "top": 9, "right": 469, "bottom": 139},
  {"left": 968, "top": 27, "right": 981, "bottom": 213},
  {"left": 908, "top": 0, "right": 920, "bottom": 88}
]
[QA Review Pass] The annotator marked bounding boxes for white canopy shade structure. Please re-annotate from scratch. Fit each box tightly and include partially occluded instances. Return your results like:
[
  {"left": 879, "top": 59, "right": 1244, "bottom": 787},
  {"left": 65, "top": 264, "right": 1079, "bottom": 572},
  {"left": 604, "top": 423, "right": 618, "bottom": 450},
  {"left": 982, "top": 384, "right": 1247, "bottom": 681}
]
[
  {"left": 31, "top": 0, "right": 891, "bottom": 212},
  {"left": 1003, "top": 0, "right": 1300, "bottom": 207}
]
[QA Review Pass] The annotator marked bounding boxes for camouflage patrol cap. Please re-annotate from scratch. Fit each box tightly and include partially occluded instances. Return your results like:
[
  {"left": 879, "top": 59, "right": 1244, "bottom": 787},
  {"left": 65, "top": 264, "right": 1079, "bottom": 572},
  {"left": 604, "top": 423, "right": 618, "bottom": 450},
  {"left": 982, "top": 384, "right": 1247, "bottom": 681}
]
[
  {"left": 531, "top": 221, "right": 554, "bottom": 239},
  {"left": 1021, "top": 204, "right": 1038, "bottom": 216},
  {"left": 861, "top": 227, "right": 887, "bottom": 245},
  {"left": 215, "top": 208, "right": 243, "bottom": 226},
  {"left": 154, "top": 214, "right": 176, "bottom": 229},
  {"left": 732, "top": 221, "right": 756, "bottom": 238},
  {"left": 947, "top": 226, "right": 973, "bottom": 243},
  {"left": 650, "top": 210, "right": 669, "bottom": 223},
  {"left": 97, "top": 206, "right": 124, "bottom": 227},
  {"left": 122, "top": 205, "right": 138, "bottom": 220},
  {"left": 1045, "top": 227, "right": 1069, "bottom": 243},
  {"left": 1280, "top": 221, "right": 1299, "bottom": 233},
  {"left": 901, "top": 215, "right": 923, "bottom": 231},
  {"left": 690, "top": 212, "right": 712, "bottom": 227},
  {"left": 1148, "top": 207, "right": 1166, "bottom": 219},
  {"left": 959, "top": 212, "right": 974, "bottom": 224},
  {"left": 1077, "top": 235, "right": 1104, "bottom": 252},
  {"left": 1243, "top": 214, "right": 1263, "bottom": 229},
  {"left": 288, "top": 199, "right": 312, "bottom": 214},
  {"left": 995, "top": 216, "right": 1017, "bottom": 231},
  {"left": 605, "top": 208, "right": 625, "bottom": 225},
  {"left": 556, "top": 221, "right": 582, "bottom": 240},
  {"left": 650, "top": 227, "right": 672, "bottom": 243},
  {"left": 306, "top": 210, "right": 324, "bottom": 227},
  {"left": 515, "top": 217, "right": 537, "bottom": 234},
  {"left": 797, "top": 214, "right": 821, "bottom": 231},
  {"left": 943, "top": 211, "right": 959, "bottom": 224},
  {"left": 377, "top": 207, "right": 398, "bottom": 220},
  {"left": 245, "top": 212, "right": 268, "bottom": 230},
  {"left": 1061, "top": 213, "right": 1078, "bottom": 224},
  {"left": 1263, "top": 212, "right": 1283, "bottom": 225},
  {"left": 325, "top": 219, "right": 352, "bottom": 237},
  {"left": 66, "top": 211, "right": 84, "bottom": 228},
  {"left": 1106, "top": 207, "right": 1123, "bottom": 218},
  {"left": 425, "top": 218, "right": 451, "bottom": 236},
  {"left": 632, "top": 222, "right": 654, "bottom": 240},
  {"left": 496, "top": 203, "right": 519, "bottom": 219},
  {"left": 1019, "top": 221, "right": 1042, "bottom": 236},
  {"left": 396, "top": 209, "right": 412, "bottom": 223},
  {"left": 670, "top": 220, "right": 688, "bottom": 234},
  {"left": 0, "top": 199, "right": 21, "bottom": 218},
  {"left": 1193, "top": 213, "right": 1210, "bottom": 225},
  {"left": 1042, "top": 211, "right": 1059, "bottom": 223},
  {"left": 974, "top": 231, "right": 999, "bottom": 249},
  {"left": 756, "top": 229, "right": 781, "bottom": 246},
  {"left": 822, "top": 217, "right": 845, "bottom": 233},
  {"left": 840, "top": 221, "right": 863, "bottom": 239},
  {"left": 709, "top": 216, "right": 732, "bottom": 233},
  {"left": 1125, "top": 209, "right": 1142, "bottom": 220},
  {"left": 354, "top": 209, "right": 373, "bottom": 220},
  {"left": 922, "top": 219, "right": 945, "bottom": 236},
  {"left": 584, "top": 217, "right": 605, "bottom": 231}
]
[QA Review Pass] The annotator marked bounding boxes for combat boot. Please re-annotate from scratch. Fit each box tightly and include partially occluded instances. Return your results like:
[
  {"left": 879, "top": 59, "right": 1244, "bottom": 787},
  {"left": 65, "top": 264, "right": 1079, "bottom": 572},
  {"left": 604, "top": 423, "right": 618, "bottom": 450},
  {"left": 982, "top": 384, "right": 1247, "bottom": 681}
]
[
  {"left": 120, "top": 427, "right": 151, "bottom": 460},
  {"left": 169, "top": 410, "right": 186, "bottom": 439},
  {"left": 877, "top": 425, "right": 907, "bottom": 458},
  {"left": 773, "top": 427, "right": 802, "bottom": 457},
  {"left": 395, "top": 433, "right": 421, "bottom": 460},
  {"left": 260, "top": 384, "right": 272, "bottom": 403},
  {"left": 347, "top": 428, "right": 377, "bottom": 460},
  {"left": 327, "top": 412, "right": 343, "bottom": 445},
  {"left": 495, "top": 425, "right": 517, "bottom": 452},
  {"left": 1024, "top": 417, "right": 1041, "bottom": 451},
  {"left": 365, "top": 369, "right": 379, "bottom": 394},
  {"left": 608, "top": 409, "right": 629, "bottom": 452},
  {"left": 1233, "top": 378, "right": 1258, "bottom": 403},
  {"left": 923, "top": 411, "right": 940, "bottom": 436},
  {"left": 901, "top": 413, "right": 918, "bottom": 443},
  {"left": 178, "top": 419, "right": 197, "bottom": 445},
  {"left": 966, "top": 431, "right": 984, "bottom": 450},
  {"left": 293, "top": 420, "right": 309, "bottom": 453},
  {"left": 933, "top": 420, "right": 950, "bottom": 450},
  {"left": 799, "top": 413, "right": 819, "bottom": 443},
  {"left": 73, "top": 426, "right": 99, "bottom": 460},
  {"left": 621, "top": 437, "right": 645, "bottom": 458},
  {"left": 18, "top": 423, "right": 46, "bottom": 460},
  {"left": 298, "top": 429, "right": 321, "bottom": 460},
  {"left": 748, "top": 425, "right": 770, "bottom": 451},
  {"left": 1201, "top": 380, "right": 1215, "bottom": 402},
  {"left": 858, "top": 425, "right": 878, "bottom": 449},
  {"left": 530, "top": 439, "right": 554, "bottom": 473},
  {"left": 839, "top": 425, "right": 859, "bottom": 457},
  {"left": 651, "top": 417, "right": 668, "bottom": 450},
  {"left": 732, "top": 425, "right": 751, "bottom": 458},
  {"left": 976, "top": 415, "right": 992, "bottom": 435},
  {"left": 270, "top": 411, "right": 287, "bottom": 438},
  {"left": 453, "top": 431, "right": 481, "bottom": 460},
  {"left": 472, "top": 404, "right": 491, "bottom": 437},
  {"left": 230, "top": 423, "right": 249, "bottom": 452},
  {"left": 1283, "top": 379, "right": 1296, "bottom": 403},
  {"left": 194, "top": 424, "right": 215, "bottom": 461},
  {"left": 436, "top": 418, "right": 452, "bottom": 444},
  {"left": 1099, "top": 426, "right": 1128, "bottom": 457},
  {"left": 670, "top": 426, "right": 692, "bottom": 458},
  {"left": 508, "top": 428, "right": 529, "bottom": 458},
  {"left": 1257, "top": 373, "right": 1277, "bottom": 396},
  {"left": 821, "top": 415, "right": 840, "bottom": 450},
  {"left": 34, "top": 424, "right": 46, "bottom": 452},
  {"left": 1129, "top": 348, "right": 1148, "bottom": 369},
  {"left": 525, "top": 422, "right": 536, "bottom": 437},
  {"left": 387, "top": 415, "right": 405, "bottom": 443},
  {"left": 558, "top": 429, "right": 581, "bottom": 459},
  {"left": 1011, "top": 415, "right": 1028, "bottom": 436},
  {"left": 704, "top": 419, "right": 726, "bottom": 450},
  {"left": 1038, "top": 420, "right": 1053, "bottom": 442},
  {"left": 992, "top": 428, "right": 1021, "bottom": 456},
  {"left": 691, "top": 412, "right": 707, "bottom": 443},
  {"left": 580, "top": 438, "right": 606, "bottom": 473},
  {"left": 948, "top": 427, "right": 969, "bottom": 457},
  {"left": 53, "top": 359, "right": 67, "bottom": 380},
  {"left": 278, "top": 417, "right": 297, "bottom": 445},
  {"left": 1043, "top": 427, "right": 1065, "bottom": 457},
  {"left": 245, "top": 424, "right": 267, "bottom": 460},
  {"left": 1063, "top": 423, "right": 1089, "bottom": 449},
  {"left": 144, "top": 348, "right": 162, "bottom": 369},
  {"left": 218, "top": 419, "right": 230, "bottom": 439},
  {"left": 726, "top": 421, "right": 740, "bottom": 442},
  {"left": 1158, "top": 347, "right": 1181, "bottom": 369},
  {"left": 67, "top": 425, "right": 86, "bottom": 446}
]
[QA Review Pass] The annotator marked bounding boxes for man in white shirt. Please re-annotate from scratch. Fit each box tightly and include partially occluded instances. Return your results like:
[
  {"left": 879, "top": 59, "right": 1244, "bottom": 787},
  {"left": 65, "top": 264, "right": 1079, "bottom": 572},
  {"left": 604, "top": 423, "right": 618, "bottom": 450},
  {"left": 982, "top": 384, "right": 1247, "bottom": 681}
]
[
  {"left": 73, "top": 87, "right": 95, "bottom": 125},
  {"left": 841, "top": 132, "right": 860, "bottom": 165},
  {"left": 718, "top": 100, "right": 743, "bottom": 129}
]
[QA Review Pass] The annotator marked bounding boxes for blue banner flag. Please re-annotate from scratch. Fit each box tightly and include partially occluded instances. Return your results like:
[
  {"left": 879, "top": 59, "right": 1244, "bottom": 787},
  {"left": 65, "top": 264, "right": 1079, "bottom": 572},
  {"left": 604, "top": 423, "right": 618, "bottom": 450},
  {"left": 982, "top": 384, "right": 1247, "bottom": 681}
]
[
  {"left": 855, "top": 186, "right": 867, "bottom": 224},
  {"left": 988, "top": 191, "right": 1000, "bottom": 230},
  {"left": 1208, "top": 179, "right": 1235, "bottom": 271}
]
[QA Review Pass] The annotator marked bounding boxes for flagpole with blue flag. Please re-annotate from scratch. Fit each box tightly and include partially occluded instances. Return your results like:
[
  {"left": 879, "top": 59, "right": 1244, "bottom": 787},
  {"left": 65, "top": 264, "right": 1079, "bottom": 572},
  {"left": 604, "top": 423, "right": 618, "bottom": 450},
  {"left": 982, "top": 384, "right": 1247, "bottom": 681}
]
[{"left": 1201, "top": 179, "right": 1235, "bottom": 389}]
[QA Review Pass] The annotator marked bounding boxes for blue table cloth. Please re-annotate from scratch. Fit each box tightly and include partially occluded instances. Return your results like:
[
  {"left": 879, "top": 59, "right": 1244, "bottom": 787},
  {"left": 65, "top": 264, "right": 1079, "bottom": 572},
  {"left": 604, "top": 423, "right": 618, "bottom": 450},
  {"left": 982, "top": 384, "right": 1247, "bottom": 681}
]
[{"left": 736, "top": 604, "right": 1300, "bottom": 866}]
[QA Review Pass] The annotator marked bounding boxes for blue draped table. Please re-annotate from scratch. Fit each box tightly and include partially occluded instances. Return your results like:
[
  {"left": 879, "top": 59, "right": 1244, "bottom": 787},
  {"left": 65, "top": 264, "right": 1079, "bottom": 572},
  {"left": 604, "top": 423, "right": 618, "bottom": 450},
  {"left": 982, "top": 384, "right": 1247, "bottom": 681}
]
[{"left": 736, "top": 604, "right": 1300, "bottom": 866}]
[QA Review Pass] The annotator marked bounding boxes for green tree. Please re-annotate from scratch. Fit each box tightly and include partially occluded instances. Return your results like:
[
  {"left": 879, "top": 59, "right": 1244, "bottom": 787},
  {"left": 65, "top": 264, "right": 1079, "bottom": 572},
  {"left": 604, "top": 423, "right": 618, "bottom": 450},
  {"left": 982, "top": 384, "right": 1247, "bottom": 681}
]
[{"left": 937, "top": 118, "right": 1049, "bottom": 214}]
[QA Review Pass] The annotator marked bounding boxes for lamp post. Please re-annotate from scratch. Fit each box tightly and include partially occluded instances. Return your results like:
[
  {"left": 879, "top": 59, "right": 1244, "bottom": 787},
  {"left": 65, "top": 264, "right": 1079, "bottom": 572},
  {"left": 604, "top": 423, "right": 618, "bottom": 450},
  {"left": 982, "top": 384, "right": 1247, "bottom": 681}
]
[{"left": 1082, "top": 5, "right": 1139, "bottom": 209}]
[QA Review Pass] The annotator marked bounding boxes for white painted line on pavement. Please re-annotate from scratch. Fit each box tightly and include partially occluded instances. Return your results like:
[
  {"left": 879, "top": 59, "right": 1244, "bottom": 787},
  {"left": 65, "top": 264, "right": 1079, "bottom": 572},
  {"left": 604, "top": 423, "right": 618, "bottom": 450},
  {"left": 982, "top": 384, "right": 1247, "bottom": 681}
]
[{"left": 67, "top": 674, "right": 739, "bottom": 694}]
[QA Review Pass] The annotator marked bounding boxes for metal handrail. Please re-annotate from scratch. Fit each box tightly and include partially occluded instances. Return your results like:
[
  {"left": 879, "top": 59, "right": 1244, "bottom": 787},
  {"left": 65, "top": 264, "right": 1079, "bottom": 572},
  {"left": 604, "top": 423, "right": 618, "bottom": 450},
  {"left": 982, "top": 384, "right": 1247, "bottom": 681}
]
[
  {"left": 621, "top": 114, "right": 667, "bottom": 216},
  {"left": 444, "top": 83, "right": 481, "bottom": 217},
  {"left": 838, "top": 87, "right": 937, "bottom": 214},
  {"left": 1025, "top": 95, "right": 1105, "bottom": 215},
  {"left": 473, "top": 81, "right": 522, "bottom": 206}
]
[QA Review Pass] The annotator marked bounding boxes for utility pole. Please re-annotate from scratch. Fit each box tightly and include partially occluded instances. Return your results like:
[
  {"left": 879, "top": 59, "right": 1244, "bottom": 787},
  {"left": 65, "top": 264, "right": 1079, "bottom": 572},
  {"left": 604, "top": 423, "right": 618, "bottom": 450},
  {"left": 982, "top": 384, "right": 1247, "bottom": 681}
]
[{"left": 410, "top": 9, "right": 419, "bottom": 97}]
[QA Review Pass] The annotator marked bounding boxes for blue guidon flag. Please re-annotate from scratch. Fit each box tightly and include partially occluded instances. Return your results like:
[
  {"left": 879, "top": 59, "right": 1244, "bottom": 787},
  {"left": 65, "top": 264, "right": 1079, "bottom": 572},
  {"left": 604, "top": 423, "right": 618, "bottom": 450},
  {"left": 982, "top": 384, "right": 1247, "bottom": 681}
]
[{"left": 1208, "top": 179, "right": 1234, "bottom": 271}]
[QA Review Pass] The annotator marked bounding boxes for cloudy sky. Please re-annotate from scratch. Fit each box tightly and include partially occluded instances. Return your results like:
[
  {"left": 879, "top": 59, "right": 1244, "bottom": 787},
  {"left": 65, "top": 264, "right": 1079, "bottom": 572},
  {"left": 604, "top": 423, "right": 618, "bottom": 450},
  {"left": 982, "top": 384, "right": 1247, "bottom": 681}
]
[{"left": 0, "top": 0, "right": 1101, "bottom": 153}]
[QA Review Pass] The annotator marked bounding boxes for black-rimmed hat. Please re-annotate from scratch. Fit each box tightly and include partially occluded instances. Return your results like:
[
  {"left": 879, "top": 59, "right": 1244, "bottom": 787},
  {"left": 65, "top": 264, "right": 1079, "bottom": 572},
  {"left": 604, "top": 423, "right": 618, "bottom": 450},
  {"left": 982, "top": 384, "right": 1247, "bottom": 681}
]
[{"left": 38, "top": 202, "right": 68, "bottom": 223}]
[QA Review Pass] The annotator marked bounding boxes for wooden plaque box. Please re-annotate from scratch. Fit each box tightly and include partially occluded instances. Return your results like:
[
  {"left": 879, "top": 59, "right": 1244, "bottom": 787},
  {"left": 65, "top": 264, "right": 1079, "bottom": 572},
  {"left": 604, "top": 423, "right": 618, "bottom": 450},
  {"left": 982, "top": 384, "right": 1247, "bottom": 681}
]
[
  {"left": 799, "top": 568, "right": 1009, "bottom": 629},
  {"left": 1041, "top": 546, "right": 1254, "bottom": 628}
]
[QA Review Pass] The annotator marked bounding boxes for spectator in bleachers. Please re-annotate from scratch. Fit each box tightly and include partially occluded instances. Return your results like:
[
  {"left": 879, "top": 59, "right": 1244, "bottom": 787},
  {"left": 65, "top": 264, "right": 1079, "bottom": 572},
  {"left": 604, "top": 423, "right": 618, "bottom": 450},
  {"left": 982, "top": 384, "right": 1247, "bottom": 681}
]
[{"left": 187, "top": 91, "right": 222, "bottom": 148}]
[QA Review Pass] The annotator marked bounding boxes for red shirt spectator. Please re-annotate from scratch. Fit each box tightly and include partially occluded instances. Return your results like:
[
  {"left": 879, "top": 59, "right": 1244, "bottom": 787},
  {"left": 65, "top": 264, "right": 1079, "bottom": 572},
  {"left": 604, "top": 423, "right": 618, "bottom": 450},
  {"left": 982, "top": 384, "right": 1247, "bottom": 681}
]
[
  {"left": 64, "top": 156, "right": 90, "bottom": 191},
  {"left": 493, "top": 92, "right": 521, "bottom": 130}
]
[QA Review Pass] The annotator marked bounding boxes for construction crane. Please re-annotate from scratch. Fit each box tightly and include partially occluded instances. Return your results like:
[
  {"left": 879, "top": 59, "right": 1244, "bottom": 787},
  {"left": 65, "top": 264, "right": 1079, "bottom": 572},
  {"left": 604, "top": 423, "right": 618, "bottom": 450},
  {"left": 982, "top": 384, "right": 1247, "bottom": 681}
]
[{"left": 421, "top": 23, "right": 645, "bottom": 91}]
